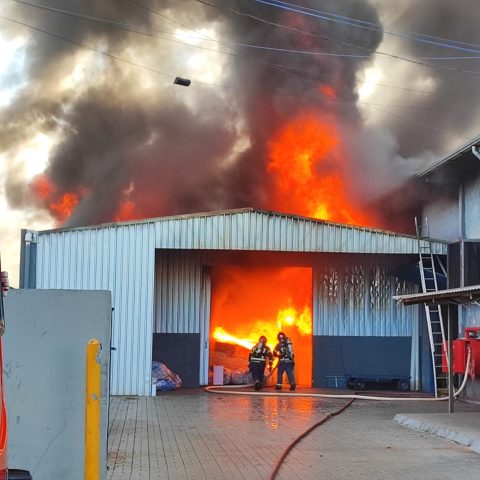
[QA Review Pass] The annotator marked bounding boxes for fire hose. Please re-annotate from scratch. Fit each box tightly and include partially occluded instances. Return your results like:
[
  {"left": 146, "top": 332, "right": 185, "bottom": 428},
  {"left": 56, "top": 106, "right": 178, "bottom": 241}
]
[
  {"left": 205, "top": 346, "right": 472, "bottom": 400},
  {"left": 205, "top": 348, "right": 472, "bottom": 479}
]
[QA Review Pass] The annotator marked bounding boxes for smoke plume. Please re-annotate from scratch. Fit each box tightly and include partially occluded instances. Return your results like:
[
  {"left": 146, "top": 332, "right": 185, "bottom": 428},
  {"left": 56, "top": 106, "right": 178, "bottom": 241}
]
[{"left": 1, "top": 0, "right": 478, "bottom": 232}]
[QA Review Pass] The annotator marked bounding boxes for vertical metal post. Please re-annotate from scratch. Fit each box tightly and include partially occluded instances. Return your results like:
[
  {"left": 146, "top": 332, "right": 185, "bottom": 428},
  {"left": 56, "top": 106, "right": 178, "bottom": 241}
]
[
  {"left": 448, "top": 305, "right": 454, "bottom": 413},
  {"left": 85, "top": 339, "right": 101, "bottom": 480}
]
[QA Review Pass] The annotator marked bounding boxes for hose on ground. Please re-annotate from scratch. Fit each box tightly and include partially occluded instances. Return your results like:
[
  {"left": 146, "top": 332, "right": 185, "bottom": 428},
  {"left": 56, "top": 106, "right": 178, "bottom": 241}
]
[
  {"left": 206, "top": 346, "right": 473, "bottom": 401},
  {"left": 269, "top": 398, "right": 355, "bottom": 480}
]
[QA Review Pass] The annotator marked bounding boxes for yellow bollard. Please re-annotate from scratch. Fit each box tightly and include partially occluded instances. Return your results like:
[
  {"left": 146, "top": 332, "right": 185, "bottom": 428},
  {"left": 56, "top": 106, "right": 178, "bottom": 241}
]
[{"left": 85, "top": 339, "right": 101, "bottom": 480}]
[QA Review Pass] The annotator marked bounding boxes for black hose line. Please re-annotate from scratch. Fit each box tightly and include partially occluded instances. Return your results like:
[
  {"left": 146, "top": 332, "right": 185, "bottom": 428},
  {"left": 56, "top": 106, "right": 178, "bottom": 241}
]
[{"left": 269, "top": 398, "right": 355, "bottom": 480}]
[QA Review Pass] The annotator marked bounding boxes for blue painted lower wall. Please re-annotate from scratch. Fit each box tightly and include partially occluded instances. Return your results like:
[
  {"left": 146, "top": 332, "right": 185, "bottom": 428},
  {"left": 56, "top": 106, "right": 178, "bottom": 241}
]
[
  {"left": 152, "top": 333, "right": 200, "bottom": 388},
  {"left": 313, "top": 336, "right": 411, "bottom": 388}
]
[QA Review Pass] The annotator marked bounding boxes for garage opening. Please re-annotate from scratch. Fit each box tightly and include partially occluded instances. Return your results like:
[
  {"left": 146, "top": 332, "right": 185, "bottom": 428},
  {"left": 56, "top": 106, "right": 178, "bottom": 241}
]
[{"left": 209, "top": 266, "right": 313, "bottom": 386}]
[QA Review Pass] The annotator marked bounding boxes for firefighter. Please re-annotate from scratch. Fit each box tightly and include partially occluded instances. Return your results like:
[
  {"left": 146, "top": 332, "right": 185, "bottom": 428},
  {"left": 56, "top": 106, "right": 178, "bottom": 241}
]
[
  {"left": 273, "top": 331, "right": 296, "bottom": 390},
  {"left": 249, "top": 335, "right": 273, "bottom": 390}
]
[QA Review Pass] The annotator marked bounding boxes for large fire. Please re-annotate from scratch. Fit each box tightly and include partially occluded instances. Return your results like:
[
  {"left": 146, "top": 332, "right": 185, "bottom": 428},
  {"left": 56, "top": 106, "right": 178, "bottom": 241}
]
[
  {"left": 210, "top": 266, "right": 312, "bottom": 386},
  {"left": 268, "top": 111, "right": 374, "bottom": 226}
]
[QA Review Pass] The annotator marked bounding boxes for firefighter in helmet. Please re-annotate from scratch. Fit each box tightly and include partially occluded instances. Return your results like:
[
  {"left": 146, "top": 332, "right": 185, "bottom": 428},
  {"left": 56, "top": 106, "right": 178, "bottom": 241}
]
[
  {"left": 273, "top": 331, "right": 296, "bottom": 390},
  {"left": 249, "top": 335, "right": 273, "bottom": 390}
]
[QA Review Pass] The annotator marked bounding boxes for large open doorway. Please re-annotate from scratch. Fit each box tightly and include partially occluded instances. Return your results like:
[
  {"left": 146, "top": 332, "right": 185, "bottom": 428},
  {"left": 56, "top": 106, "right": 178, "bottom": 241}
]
[{"left": 209, "top": 266, "right": 313, "bottom": 386}]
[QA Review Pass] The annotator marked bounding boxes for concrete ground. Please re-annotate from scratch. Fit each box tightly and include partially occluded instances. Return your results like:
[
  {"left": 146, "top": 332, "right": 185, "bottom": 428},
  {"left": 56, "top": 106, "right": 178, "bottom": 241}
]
[{"left": 107, "top": 389, "right": 480, "bottom": 480}]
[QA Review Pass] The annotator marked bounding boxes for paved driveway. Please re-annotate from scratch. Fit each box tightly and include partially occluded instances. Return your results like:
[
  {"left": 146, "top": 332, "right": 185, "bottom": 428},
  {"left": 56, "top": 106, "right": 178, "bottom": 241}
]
[{"left": 108, "top": 389, "right": 480, "bottom": 480}]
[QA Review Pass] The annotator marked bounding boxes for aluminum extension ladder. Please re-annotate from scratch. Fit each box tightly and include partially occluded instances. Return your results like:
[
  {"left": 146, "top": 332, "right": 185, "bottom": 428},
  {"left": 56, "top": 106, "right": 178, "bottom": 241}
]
[{"left": 415, "top": 217, "right": 448, "bottom": 397}]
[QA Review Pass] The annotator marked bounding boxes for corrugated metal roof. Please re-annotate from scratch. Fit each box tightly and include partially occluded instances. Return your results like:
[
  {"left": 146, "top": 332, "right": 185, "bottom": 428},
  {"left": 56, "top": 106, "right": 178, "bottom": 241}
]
[
  {"left": 394, "top": 284, "right": 480, "bottom": 305},
  {"left": 30, "top": 208, "right": 448, "bottom": 255},
  {"left": 417, "top": 135, "right": 480, "bottom": 177}
]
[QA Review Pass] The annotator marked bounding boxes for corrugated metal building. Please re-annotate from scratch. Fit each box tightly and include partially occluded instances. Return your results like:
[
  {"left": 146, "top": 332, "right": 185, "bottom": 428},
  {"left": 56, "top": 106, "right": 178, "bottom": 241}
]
[
  {"left": 20, "top": 208, "right": 447, "bottom": 395},
  {"left": 418, "top": 138, "right": 480, "bottom": 401}
]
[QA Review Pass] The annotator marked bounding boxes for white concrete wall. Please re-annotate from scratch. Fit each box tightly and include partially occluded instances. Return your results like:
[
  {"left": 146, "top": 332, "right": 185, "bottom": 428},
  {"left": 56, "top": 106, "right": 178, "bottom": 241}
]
[{"left": 3, "top": 289, "right": 111, "bottom": 480}]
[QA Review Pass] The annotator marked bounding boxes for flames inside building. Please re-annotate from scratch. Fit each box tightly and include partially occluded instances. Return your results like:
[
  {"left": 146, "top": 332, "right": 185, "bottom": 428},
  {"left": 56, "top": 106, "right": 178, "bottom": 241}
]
[{"left": 209, "top": 266, "right": 313, "bottom": 386}]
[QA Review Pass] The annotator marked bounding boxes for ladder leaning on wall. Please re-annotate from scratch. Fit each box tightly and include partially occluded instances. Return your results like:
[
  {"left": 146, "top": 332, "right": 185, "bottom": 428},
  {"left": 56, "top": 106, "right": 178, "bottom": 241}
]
[{"left": 415, "top": 217, "right": 448, "bottom": 397}]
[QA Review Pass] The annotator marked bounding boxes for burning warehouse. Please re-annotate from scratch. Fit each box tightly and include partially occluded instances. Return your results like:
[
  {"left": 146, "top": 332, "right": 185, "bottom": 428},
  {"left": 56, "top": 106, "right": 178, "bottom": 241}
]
[{"left": 20, "top": 208, "right": 446, "bottom": 396}]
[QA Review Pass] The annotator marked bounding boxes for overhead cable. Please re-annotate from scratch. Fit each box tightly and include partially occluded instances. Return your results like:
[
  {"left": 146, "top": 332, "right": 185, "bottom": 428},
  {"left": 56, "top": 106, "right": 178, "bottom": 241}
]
[
  {"left": 11, "top": 0, "right": 314, "bottom": 88},
  {"left": 0, "top": 11, "right": 468, "bottom": 135},
  {"left": 194, "top": 0, "right": 480, "bottom": 78},
  {"left": 256, "top": 0, "right": 480, "bottom": 55},
  {"left": 6, "top": 0, "right": 446, "bottom": 98}
]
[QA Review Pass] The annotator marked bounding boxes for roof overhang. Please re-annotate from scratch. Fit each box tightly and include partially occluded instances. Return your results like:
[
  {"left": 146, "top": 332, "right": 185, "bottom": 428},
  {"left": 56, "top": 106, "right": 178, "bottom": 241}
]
[
  {"left": 417, "top": 135, "right": 480, "bottom": 179},
  {"left": 394, "top": 285, "right": 480, "bottom": 306}
]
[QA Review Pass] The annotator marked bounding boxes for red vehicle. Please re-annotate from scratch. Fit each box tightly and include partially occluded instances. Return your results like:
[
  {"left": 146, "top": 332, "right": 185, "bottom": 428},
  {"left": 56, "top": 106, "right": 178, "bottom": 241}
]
[{"left": 0, "top": 259, "right": 32, "bottom": 480}]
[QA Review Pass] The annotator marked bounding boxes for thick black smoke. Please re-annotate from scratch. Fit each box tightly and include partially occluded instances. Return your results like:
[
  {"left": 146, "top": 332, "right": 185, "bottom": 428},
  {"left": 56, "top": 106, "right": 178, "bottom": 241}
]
[{"left": 1, "top": 0, "right": 475, "bottom": 230}]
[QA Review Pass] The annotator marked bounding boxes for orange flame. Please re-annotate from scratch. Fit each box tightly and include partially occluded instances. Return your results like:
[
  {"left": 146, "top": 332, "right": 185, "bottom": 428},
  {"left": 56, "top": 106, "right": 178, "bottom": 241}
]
[
  {"left": 212, "top": 304, "right": 312, "bottom": 351},
  {"left": 30, "top": 173, "right": 84, "bottom": 223},
  {"left": 115, "top": 200, "right": 138, "bottom": 222},
  {"left": 209, "top": 267, "right": 312, "bottom": 385},
  {"left": 50, "top": 192, "right": 79, "bottom": 222},
  {"left": 31, "top": 174, "right": 54, "bottom": 200},
  {"left": 268, "top": 112, "right": 373, "bottom": 226},
  {"left": 212, "top": 327, "right": 255, "bottom": 350}
]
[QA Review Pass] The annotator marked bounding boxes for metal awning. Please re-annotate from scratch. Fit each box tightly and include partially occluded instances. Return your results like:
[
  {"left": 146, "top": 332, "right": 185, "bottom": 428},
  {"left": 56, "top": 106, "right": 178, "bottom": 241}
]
[{"left": 393, "top": 285, "right": 480, "bottom": 306}]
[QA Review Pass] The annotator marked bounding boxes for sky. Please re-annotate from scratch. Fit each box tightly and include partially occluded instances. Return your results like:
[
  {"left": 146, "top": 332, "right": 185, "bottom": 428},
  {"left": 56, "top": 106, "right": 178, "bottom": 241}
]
[{"left": 1, "top": 0, "right": 480, "bottom": 285}]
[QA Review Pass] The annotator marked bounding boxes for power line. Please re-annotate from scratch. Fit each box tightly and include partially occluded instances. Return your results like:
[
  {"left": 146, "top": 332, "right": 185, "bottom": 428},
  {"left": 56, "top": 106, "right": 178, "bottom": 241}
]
[
  {"left": 271, "top": 63, "right": 434, "bottom": 95},
  {"left": 8, "top": 0, "right": 445, "bottom": 98},
  {"left": 256, "top": 0, "right": 480, "bottom": 55},
  {"left": 231, "top": 43, "right": 480, "bottom": 61},
  {"left": 194, "top": 0, "right": 480, "bottom": 78},
  {"left": 0, "top": 14, "right": 173, "bottom": 79},
  {"left": 11, "top": 0, "right": 315, "bottom": 89},
  {"left": 8, "top": 0, "right": 249, "bottom": 60},
  {"left": 0, "top": 13, "right": 444, "bottom": 113},
  {"left": 1, "top": 7, "right": 472, "bottom": 133}
]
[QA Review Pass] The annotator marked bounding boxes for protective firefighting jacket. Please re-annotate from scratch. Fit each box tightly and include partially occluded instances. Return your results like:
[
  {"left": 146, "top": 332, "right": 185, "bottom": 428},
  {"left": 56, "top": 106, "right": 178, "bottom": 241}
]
[
  {"left": 273, "top": 338, "right": 294, "bottom": 363},
  {"left": 249, "top": 343, "right": 273, "bottom": 365}
]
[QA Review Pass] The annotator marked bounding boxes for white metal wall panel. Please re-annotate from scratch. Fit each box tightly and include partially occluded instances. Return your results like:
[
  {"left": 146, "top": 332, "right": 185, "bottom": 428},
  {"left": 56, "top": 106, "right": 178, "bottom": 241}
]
[
  {"left": 154, "top": 252, "right": 212, "bottom": 385},
  {"left": 313, "top": 262, "right": 418, "bottom": 337},
  {"left": 154, "top": 252, "right": 203, "bottom": 333},
  {"left": 423, "top": 195, "right": 460, "bottom": 242},
  {"left": 34, "top": 223, "right": 156, "bottom": 396}
]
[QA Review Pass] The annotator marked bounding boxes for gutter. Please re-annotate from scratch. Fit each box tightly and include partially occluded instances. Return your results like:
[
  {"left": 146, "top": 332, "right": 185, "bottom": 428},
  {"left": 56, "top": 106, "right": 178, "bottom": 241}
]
[{"left": 472, "top": 145, "right": 480, "bottom": 160}]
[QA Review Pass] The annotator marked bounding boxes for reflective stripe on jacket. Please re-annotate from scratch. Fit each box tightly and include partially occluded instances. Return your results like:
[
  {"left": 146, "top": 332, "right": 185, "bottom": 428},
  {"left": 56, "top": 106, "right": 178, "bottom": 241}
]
[
  {"left": 249, "top": 344, "right": 273, "bottom": 364},
  {"left": 273, "top": 339, "right": 294, "bottom": 362}
]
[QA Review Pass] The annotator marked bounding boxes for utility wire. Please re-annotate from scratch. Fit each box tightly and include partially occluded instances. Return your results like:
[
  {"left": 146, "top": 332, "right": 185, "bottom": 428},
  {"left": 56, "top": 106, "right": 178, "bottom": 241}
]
[
  {"left": 1, "top": 12, "right": 459, "bottom": 120},
  {"left": 0, "top": 14, "right": 173, "bottom": 79},
  {"left": 9, "top": 0, "right": 443, "bottom": 98},
  {"left": 256, "top": 0, "right": 480, "bottom": 55},
  {"left": 1, "top": 9, "right": 469, "bottom": 135},
  {"left": 8, "top": 0, "right": 248, "bottom": 59},
  {"left": 11, "top": 0, "right": 315, "bottom": 88},
  {"left": 231, "top": 43, "right": 480, "bottom": 61},
  {"left": 262, "top": 0, "right": 480, "bottom": 52},
  {"left": 9, "top": 0, "right": 480, "bottom": 98},
  {"left": 194, "top": 0, "right": 480, "bottom": 78},
  {"left": 15, "top": 0, "right": 477, "bottom": 63}
]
